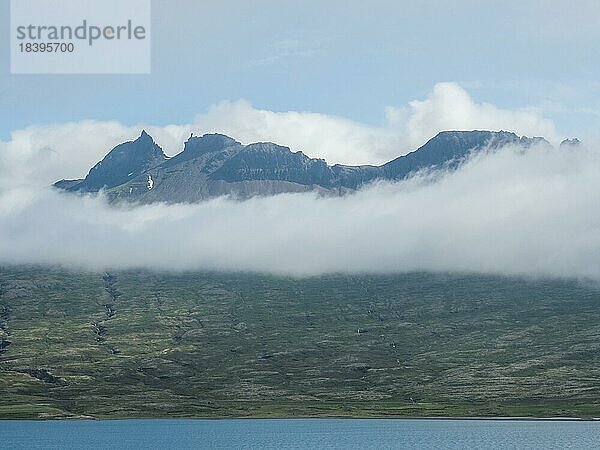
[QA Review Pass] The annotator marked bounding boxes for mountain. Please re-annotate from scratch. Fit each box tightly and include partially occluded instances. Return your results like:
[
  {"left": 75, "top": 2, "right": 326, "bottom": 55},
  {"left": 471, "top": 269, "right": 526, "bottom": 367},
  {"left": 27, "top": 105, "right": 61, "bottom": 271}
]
[
  {"left": 381, "top": 130, "right": 546, "bottom": 179},
  {"left": 54, "top": 130, "right": 550, "bottom": 203},
  {"left": 55, "top": 131, "right": 167, "bottom": 193}
]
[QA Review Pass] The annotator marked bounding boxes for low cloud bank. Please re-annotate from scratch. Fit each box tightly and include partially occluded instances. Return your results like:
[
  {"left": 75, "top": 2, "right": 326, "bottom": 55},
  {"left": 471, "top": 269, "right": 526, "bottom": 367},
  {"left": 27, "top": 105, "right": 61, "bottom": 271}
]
[
  {"left": 1, "top": 83, "right": 593, "bottom": 278},
  {"left": 1, "top": 142, "right": 599, "bottom": 279}
]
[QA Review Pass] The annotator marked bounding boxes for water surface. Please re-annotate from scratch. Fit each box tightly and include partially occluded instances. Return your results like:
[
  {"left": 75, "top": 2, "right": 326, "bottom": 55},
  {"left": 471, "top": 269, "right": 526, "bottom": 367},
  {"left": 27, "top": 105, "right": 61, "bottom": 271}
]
[{"left": 1, "top": 418, "right": 599, "bottom": 449}]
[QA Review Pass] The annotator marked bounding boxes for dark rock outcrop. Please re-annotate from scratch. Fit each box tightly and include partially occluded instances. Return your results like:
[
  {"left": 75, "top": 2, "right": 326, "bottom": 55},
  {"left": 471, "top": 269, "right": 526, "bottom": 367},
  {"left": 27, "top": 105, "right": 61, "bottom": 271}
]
[
  {"left": 19, "top": 368, "right": 65, "bottom": 384},
  {"left": 56, "top": 130, "right": 167, "bottom": 193}
]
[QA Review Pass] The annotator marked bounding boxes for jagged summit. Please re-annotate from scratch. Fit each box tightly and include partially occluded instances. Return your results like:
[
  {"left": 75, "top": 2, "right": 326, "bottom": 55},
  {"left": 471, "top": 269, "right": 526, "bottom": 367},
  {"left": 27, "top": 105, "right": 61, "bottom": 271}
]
[
  {"left": 139, "top": 129, "right": 152, "bottom": 140},
  {"left": 54, "top": 130, "right": 563, "bottom": 203},
  {"left": 55, "top": 130, "right": 167, "bottom": 193}
]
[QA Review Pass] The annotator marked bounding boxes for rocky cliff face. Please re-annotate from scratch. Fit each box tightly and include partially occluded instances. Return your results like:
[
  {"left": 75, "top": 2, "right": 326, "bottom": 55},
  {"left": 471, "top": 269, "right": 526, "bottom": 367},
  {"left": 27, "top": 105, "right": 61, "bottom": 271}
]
[
  {"left": 54, "top": 130, "right": 552, "bottom": 204},
  {"left": 58, "top": 131, "right": 167, "bottom": 193}
]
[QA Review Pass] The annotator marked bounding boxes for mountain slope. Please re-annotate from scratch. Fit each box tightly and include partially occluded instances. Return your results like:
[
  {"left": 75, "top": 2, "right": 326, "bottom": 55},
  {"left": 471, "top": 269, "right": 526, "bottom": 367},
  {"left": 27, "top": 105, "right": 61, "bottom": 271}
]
[
  {"left": 382, "top": 130, "right": 546, "bottom": 179},
  {"left": 54, "top": 130, "right": 550, "bottom": 203},
  {"left": 2, "top": 267, "right": 600, "bottom": 418},
  {"left": 56, "top": 131, "right": 167, "bottom": 193}
]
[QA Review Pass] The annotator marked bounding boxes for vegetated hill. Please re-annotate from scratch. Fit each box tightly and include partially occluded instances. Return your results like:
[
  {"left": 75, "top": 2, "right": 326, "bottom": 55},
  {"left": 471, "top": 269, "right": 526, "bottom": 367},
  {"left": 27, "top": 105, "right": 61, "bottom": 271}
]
[
  {"left": 54, "top": 130, "right": 549, "bottom": 204},
  {"left": 1, "top": 266, "right": 599, "bottom": 419}
]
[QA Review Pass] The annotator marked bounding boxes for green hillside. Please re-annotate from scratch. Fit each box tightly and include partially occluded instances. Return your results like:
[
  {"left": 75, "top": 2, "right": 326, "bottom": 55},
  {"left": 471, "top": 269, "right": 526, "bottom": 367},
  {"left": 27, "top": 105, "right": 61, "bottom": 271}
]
[{"left": 1, "top": 267, "right": 599, "bottom": 419}]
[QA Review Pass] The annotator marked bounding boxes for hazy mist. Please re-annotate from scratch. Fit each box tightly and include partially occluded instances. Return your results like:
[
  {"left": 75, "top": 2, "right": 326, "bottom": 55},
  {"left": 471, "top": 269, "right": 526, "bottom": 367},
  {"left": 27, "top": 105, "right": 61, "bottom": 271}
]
[{"left": 1, "top": 84, "right": 594, "bottom": 278}]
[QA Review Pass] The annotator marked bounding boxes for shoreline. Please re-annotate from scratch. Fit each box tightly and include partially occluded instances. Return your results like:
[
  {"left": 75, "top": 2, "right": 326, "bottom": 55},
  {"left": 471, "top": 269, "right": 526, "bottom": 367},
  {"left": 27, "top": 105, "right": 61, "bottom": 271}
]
[{"left": 2, "top": 415, "right": 600, "bottom": 422}]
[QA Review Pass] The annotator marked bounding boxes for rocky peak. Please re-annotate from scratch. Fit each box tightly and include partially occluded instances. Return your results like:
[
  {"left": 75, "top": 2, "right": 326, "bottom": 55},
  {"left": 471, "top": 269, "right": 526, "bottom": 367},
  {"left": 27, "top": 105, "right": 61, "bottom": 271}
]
[
  {"left": 138, "top": 129, "right": 153, "bottom": 141},
  {"left": 183, "top": 133, "right": 240, "bottom": 153},
  {"left": 66, "top": 131, "right": 167, "bottom": 192}
]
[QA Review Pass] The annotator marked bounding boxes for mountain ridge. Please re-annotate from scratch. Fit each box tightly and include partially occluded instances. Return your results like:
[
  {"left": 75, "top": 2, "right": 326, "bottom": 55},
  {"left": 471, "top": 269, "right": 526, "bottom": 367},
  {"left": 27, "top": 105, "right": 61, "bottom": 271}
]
[{"left": 55, "top": 130, "right": 554, "bottom": 203}]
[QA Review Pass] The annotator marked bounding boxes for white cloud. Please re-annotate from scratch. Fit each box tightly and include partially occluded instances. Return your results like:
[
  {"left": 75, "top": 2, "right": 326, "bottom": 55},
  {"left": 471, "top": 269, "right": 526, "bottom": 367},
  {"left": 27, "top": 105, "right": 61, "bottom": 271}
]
[
  {"left": 248, "top": 38, "right": 322, "bottom": 67},
  {"left": 1, "top": 82, "right": 589, "bottom": 279},
  {"left": 386, "top": 82, "right": 559, "bottom": 151},
  {"left": 191, "top": 99, "right": 401, "bottom": 165},
  {"left": 188, "top": 82, "right": 558, "bottom": 165},
  {"left": 0, "top": 83, "right": 559, "bottom": 187},
  {"left": 1, "top": 121, "right": 135, "bottom": 187},
  {"left": 1, "top": 142, "right": 600, "bottom": 280}
]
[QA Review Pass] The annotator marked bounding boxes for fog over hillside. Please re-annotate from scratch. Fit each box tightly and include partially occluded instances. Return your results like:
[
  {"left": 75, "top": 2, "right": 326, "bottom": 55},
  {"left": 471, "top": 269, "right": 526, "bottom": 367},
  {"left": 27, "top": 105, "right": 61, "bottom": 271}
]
[
  {"left": 1, "top": 131, "right": 598, "bottom": 278},
  {"left": 1, "top": 83, "right": 596, "bottom": 278}
]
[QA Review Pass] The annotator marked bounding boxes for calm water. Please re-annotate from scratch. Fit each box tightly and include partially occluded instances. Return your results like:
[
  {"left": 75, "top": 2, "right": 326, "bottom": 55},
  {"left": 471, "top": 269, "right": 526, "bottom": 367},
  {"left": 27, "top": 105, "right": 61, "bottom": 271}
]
[{"left": 1, "top": 418, "right": 599, "bottom": 449}]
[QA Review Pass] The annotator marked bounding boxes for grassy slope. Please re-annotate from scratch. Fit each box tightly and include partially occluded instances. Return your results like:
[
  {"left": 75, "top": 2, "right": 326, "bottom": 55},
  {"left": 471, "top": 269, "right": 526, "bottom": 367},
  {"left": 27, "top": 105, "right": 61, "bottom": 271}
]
[{"left": 1, "top": 266, "right": 600, "bottom": 419}]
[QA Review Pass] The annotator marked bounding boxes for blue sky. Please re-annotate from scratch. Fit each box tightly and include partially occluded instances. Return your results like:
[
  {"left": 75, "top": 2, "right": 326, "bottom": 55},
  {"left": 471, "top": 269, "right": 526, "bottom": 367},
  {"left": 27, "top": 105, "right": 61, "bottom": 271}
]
[{"left": 1, "top": 0, "right": 599, "bottom": 140}]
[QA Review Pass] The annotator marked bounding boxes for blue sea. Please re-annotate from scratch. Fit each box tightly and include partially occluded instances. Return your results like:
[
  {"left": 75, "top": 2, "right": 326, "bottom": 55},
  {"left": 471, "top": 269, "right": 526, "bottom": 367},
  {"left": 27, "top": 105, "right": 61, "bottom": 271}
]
[{"left": 1, "top": 418, "right": 599, "bottom": 449}]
